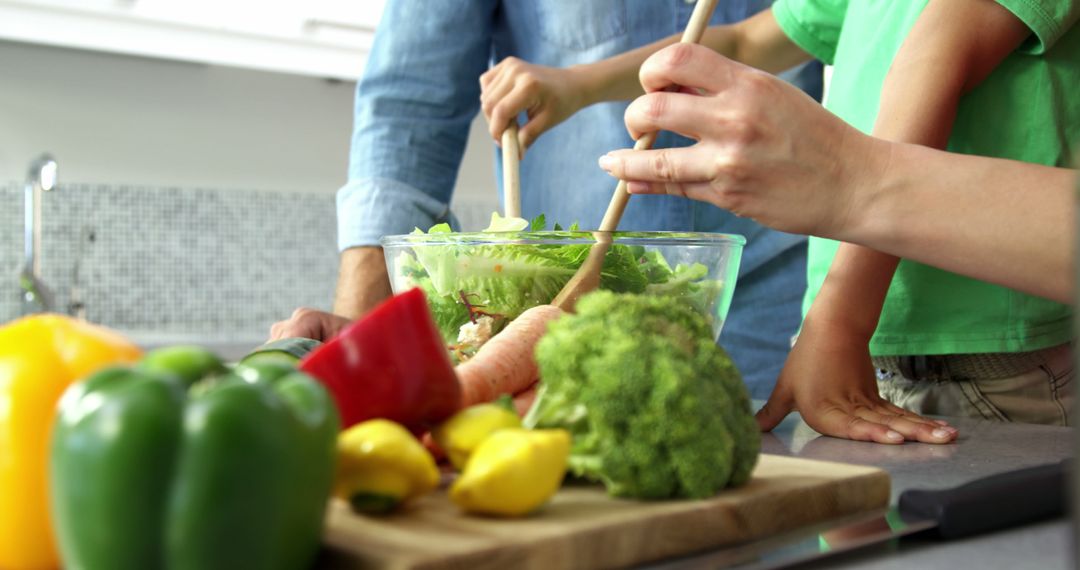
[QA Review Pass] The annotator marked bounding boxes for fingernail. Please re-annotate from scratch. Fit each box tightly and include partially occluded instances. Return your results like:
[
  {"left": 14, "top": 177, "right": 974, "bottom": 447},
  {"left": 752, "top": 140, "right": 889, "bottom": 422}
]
[
  {"left": 598, "top": 154, "right": 615, "bottom": 171},
  {"left": 886, "top": 430, "right": 903, "bottom": 442},
  {"left": 932, "top": 428, "right": 952, "bottom": 439},
  {"left": 942, "top": 426, "right": 958, "bottom": 435},
  {"left": 627, "top": 181, "right": 648, "bottom": 194}
]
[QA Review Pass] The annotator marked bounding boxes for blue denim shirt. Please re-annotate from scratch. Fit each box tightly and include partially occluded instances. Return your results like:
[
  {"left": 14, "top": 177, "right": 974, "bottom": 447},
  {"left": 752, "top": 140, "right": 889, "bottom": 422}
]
[
  {"left": 338, "top": 0, "right": 822, "bottom": 277},
  {"left": 339, "top": 0, "right": 823, "bottom": 395}
]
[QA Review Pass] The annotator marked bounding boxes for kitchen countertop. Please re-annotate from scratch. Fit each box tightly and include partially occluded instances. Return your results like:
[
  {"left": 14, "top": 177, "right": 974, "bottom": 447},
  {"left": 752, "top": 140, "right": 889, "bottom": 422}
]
[{"left": 656, "top": 411, "right": 1074, "bottom": 569}]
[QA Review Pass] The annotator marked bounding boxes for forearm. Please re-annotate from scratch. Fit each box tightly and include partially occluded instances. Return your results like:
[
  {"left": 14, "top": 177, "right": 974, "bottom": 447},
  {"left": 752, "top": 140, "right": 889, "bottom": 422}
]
[
  {"left": 576, "top": 34, "right": 682, "bottom": 104},
  {"left": 580, "top": 10, "right": 808, "bottom": 104},
  {"left": 805, "top": 248, "right": 899, "bottom": 336},
  {"left": 333, "top": 247, "right": 394, "bottom": 318},
  {"left": 809, "top": 0, "right": 1030, "bottom": 333},
  {"left": 854, "top": 145, "right": 1075, "bottom": 305},
  {"left": 807, "top": 71, "right": 957, "bottom": 335}
]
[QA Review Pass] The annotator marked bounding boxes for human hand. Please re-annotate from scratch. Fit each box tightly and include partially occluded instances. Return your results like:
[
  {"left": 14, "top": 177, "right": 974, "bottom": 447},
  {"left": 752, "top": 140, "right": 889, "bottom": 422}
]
[
  {"left": 597, "top": 43, "right": 886, "bottom": 240},
  {"left": 479, "top": 57, "right": 594, "bottom": 152},
  {"left": 798, "top": 428, "right": 959, "bottom": 462},
  {"left": 269, "top": 308, "right": 352, "bottom": 342},
  {"left": 756, "top": 314, "right": 958, "bottom": 445}
]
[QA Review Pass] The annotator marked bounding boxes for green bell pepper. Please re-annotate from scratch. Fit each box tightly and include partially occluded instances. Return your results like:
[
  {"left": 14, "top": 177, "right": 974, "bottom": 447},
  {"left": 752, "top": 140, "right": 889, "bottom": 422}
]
[{"left": 50, "top": 347, "right": 339, "bottom": 570}]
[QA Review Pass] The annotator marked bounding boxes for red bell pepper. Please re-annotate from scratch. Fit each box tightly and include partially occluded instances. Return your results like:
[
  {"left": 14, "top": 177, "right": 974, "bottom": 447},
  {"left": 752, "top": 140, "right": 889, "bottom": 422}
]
[{"left": 300, "top": 288, "right": 461, "bottom": 432}]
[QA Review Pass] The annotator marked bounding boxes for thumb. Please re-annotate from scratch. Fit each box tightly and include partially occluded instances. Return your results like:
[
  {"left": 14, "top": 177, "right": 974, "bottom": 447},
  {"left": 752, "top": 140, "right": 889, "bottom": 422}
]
[
  {"left": 517, "top": 127, "right": 535, "bottom": 153},
  {"left": 519, "top": 110, "right": 551, "bottom": 152},
  {"left": 755, "top": 384, "right": 794, "bottom": 432},
  {"left": 316, "top": 314, "right": 352, "bottom": 342},
  {"left": 268, "top": 321, "right": 285, "bottom": 342}
]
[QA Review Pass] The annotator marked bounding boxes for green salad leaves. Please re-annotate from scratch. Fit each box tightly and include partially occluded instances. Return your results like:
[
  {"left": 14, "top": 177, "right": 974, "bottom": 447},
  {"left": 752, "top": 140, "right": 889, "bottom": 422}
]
[{"left": 392, "top": 215, "right": 724, "bottom": 346}]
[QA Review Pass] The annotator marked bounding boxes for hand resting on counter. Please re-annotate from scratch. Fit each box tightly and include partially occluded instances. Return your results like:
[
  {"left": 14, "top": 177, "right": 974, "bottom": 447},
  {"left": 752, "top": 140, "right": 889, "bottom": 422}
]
[{"left": 269, "top": 308, "right": 351, "bottom": 342}]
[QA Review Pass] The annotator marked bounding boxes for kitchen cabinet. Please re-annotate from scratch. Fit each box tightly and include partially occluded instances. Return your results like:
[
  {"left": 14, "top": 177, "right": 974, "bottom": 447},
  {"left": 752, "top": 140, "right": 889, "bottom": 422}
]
[{"left": 0, "top": 0, "right": 384, "bottom": 80}]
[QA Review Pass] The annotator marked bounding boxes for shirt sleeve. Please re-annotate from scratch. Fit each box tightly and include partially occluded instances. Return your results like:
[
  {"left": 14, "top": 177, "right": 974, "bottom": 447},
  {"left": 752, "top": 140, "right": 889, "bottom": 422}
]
[
  {"left": 337, "top": 0, "right": 499, "bottom": 250},
  {"left": 771, "top": 0, "right": 848, "bottom": 65},
  {"left": 337, "top": 178, "right": 460, "bottom": 250},
  {"left": 994, "top": 0, "right": 1080, "bottom": 53}
]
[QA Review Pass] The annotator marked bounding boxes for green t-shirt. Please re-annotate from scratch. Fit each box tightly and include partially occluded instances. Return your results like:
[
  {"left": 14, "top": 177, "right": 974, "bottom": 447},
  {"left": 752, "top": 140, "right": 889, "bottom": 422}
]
[{"left": 773, "top": 0, "right": 1079, "bottom": 356}]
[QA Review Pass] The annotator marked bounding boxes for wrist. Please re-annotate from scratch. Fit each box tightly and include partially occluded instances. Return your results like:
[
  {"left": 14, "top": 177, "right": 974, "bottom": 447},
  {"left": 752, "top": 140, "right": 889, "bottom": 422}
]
[
  {"left": 828, "top": 130, "right": 889, "bottom": 244},
  {"left": 566, "top": 64, "right": 601, "bottom": 109},
  {"left": 334, "top": 247, "right": 393, "bottom": 318},
  {"left": 807, "top": 242, "right": 899, "bottom": 340},
  {"left": 845, "top": 138, "right": 922, "bottom": 255},
  {"left": 802, "top": 295, "right": 878, "bottom": 343},
  {"left": 572, "top": 57, "right": 639, "bottom": 105}
]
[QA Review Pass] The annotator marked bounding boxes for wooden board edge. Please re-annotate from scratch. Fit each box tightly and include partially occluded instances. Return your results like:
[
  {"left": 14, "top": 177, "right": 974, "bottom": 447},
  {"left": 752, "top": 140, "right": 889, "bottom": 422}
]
[{"left": 323, "top": 463, "right": 891, "bottom": 570}]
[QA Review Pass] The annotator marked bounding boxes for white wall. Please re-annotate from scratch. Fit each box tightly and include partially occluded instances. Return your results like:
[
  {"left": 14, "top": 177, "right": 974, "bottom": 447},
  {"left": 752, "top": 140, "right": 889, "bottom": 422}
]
[{"left": 0, "top": 39, "right": 496, "bottom": 203}]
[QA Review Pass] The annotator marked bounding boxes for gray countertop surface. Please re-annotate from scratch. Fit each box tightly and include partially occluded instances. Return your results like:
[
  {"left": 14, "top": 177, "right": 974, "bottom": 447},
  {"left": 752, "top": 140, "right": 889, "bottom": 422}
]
[{"left": 654, "top": 411, "right": 1074, "bottom": 569}]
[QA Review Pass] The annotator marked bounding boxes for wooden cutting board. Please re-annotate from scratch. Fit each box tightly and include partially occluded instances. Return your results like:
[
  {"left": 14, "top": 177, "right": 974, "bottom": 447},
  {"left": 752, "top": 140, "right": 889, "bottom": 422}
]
[{"left": 321, "top": 454, "right": 889, "bottom": 570}]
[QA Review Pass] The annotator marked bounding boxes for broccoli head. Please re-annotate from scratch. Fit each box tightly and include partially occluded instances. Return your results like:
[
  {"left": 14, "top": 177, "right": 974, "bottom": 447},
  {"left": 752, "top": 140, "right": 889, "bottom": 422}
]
[{"left": 524, "top": 291, "right": 759, "bottom": 499}]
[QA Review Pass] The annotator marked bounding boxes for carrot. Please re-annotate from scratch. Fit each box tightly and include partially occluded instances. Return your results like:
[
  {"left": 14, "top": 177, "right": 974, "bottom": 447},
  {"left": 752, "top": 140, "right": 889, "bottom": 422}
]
[{"left": 455, "top": 304, "right": 563, "bottom": 407}]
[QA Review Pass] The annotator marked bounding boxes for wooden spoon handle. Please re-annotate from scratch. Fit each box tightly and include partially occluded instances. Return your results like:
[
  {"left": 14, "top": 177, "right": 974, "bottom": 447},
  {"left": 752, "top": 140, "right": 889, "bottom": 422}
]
[
  {"left": 599, "top": 132, "right": 658, "bottom": 231},
  {"left": 552, "top": 232, "right": 613, "bottom": 311},
  {"left": 554, "top": 0, "right": 718, "bottom": 312},
  {"left": 681, "top": 0, "right": 718, "bottom": 44},
  {"left": 501, "top": 121, "right": 522, "bottom": 219},
  {"left": 600, "top": 0, "right": 717, "bottom": 232}
]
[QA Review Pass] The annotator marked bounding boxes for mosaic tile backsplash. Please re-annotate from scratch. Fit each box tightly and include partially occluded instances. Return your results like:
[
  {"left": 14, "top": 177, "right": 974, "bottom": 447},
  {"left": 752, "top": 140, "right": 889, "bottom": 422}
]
[{"left": 1, "top": 181, "right": 495, "bottom": 342}]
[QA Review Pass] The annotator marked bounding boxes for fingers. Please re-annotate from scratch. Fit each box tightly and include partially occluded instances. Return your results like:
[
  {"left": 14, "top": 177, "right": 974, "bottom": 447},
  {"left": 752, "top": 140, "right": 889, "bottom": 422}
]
[
  {"left": 478, "top": 56, "right": 506, "bottom": 90},
  {"left": 599, "top": 146, "right": 716, "bottom": 186},
  {"left": 268, "top": 307, "right": 336, "bottom": 342},
  {"left": 479, "top": 58, "right": 517, "bottom": 131},
  {"left": 880, "top": 400, "right": 953, "bottom": 427},
  {"left": 639, "top": 43, "right": 737, "bottom": 95},
  {"left": 480, "top": 57, "right": 537, "bottom": 143},
  {"left": 598, "top": 146, "right": 726, "bottom": 204},
  {"left": 518, "top": 108, "right": 552, "bottom": 151},
  {"left": 755, "top": 382, "right": 795, "bottom": 432},
  {"left": 489, "top": 85, "right": 537, "bottom": 146},
  {"left": 268, "top": 320, "right": 286, "bottom": 341},
  {"left": 481, "top": 77, "right": 518, "bottom": 141},
  {"left": 269, "top": 307, "right": 312, "bottom": 341},
  {"left": 853, "top": 406, "right": 957, "bottom": 444},
  {"left": 812, "top": 403, "right": 958, "bottom": 445},
  {"left": 622, "top": 91, "right": 713, "bottom": 141}
]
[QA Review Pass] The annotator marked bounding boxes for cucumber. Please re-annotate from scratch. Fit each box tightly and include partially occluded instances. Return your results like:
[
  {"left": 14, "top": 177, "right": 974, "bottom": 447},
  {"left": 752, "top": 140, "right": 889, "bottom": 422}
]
[
  {"left": 240, "top": 337, "right": 321, "bottom": 367},
  {"left": 233, "top": 360, "right": 298, "bottom": 385}
]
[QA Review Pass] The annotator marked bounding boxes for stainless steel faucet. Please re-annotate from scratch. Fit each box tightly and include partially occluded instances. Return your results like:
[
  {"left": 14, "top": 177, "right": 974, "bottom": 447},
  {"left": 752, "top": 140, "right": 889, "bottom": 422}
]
[{"left": 19, "top": 154, "right": 58, "bottom": 314}]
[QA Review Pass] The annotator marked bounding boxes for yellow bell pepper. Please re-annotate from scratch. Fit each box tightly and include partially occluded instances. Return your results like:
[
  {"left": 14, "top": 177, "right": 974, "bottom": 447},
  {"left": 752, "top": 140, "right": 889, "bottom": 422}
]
[
  {"left": 0, "top": 314, "right": 141, "bottom": 569},
  {"left": 450, "top": 428, "right": 570, "bottom": 517},
  {"left": 431, "top": 397, "right": 522, "bottom": 470},
  {"left": 335, "top": 419, "right": 440, "bottom": 514}
]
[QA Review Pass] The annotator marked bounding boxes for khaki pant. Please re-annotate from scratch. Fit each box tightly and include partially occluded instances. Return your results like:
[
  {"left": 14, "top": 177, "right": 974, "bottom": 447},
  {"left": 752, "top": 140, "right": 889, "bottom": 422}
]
[{"left": 873, "top": 344, "right": 1074, "bottom": 426}]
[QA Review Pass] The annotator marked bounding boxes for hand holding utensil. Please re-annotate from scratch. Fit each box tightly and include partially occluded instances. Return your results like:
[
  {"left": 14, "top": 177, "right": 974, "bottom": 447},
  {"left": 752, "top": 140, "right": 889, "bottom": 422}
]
[{"left": 553, "top": 0, "right": 719, "bottom": 311}]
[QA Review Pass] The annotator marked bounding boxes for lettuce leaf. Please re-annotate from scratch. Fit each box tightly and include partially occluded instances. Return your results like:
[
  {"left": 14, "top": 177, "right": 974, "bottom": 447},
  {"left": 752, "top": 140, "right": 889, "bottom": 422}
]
[
  {"left": 415, "top": 242, "right": 579, "bottom": 319},
  {"left": 483, "top": 213, "right": 530, "bottom": 232},
  {"left": 646, "top": 262, "right": 723, "bottom": 319},
  {"left": 401, "top": 218, "right": 719, "bottom": 342},
  {"left": 638, "top": 250, "right": 674, "bottom": 284}
]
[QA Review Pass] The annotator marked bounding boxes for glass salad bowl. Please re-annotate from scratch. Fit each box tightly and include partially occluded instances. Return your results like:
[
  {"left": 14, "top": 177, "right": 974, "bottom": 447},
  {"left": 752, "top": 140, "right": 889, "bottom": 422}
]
[{"left": 381, "top": 230, "right": 745, "bottom": 355}]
